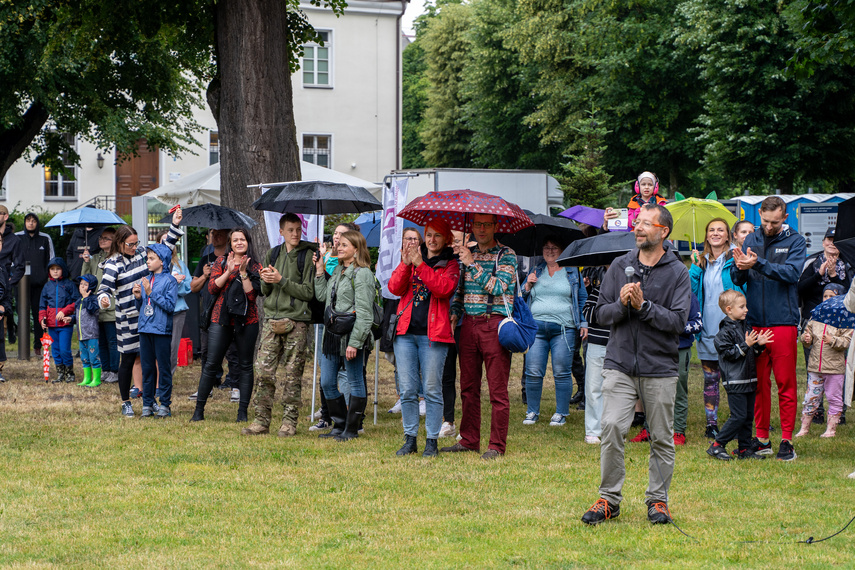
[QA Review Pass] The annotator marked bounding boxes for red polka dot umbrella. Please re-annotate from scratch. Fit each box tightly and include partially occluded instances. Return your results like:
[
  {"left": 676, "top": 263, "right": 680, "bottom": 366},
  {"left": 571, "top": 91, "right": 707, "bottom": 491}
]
[{"left": 397, "top": 189, "right": 534, "bottom": 234}]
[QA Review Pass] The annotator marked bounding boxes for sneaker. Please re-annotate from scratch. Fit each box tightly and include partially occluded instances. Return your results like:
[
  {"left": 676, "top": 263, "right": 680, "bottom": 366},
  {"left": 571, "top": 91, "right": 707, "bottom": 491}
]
[
  {"left": 522, "top": 412, "right": 539, "bottom": 425},
  {"left": 549, "top": 413, "right": 566, "bottom": 426},
  {"left": 631, "top": 412, "right": 646, "bottom": 428},
  {"left": 419, "top": 399, "right": 426, "bottom": 416},
  {"left": 121, "top": 401, "right": 134, "bottom": 417},
  {"left": 584, "top": 436, "right": 601, "bottom": 445},
  {"left": 849, "top": 469, "right": 855, "bottom": 479},
  {"left": 630, "top": 428, "right": 650, "bottom": 443},
  {"left": 188, "top": 391, "right": 198, "bottom": 401},
  {"left": 438, "top": 421, "right": 457, "bottom": 438},
  {"left": 673, "top": 433, "right": 686, "bottom": 446},
  {"left": 647, "top": 501, "right": 672, "bottom": 524},
  {"left": 230, "top": 388, "right": 240, "bottom": 403},
  {"left": 581, "top": 498, "right": 620, "bottom": 525},
  {"left": 156, "top": 405, "right": 172, "bottom": 418},
  {"left": 748, "top": 437, "right": 773, "bottom": 456},
  {"left": 312, "top": 409, "right": 322, "bottom": 421},
  {"left": 104, "top": 371, "right": 119, "bottom": 383},
  {"left": 151, "top": 402, "right": 160, "bottom": 415},
  {"left": 734, "top": 448, "right": 766, "bottom": 460},
  {"left": 706, "top": 442, "right": 732, "bottom": 461},
  {"left": 776, "top": 440, "right": 797, "bottom": 462},
  {"left": 388, "top": 399, "right": 402, "bottom": 414},
  {"left": 140, "top": 406, "right": 154, "bottom": 418},
  {"left": 308, "top": 419, "right": 331, "bottom": 432},
  {"left": 704, "top": 424, "right": 719, "bottom": 439},
  {"left": 129, "top": 386, "right": 142, "bottom": 399}
]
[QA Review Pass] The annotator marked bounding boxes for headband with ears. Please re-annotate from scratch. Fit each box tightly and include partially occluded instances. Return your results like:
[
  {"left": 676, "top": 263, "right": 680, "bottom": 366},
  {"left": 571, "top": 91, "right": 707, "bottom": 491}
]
[{"left": 634, "top": 172, "right": 659, "bottom": 196}]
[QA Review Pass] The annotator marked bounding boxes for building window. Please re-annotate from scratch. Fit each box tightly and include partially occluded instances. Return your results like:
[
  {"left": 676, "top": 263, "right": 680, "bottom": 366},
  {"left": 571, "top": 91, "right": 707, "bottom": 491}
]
[
  {"left": 302, "top": 135, "right": 331, "bottom": 168},
  {"left": 44, "top": 133, "right": 77, "bottom": 199},
  {"left": 302, "top": 31, "right": 331, "bottom": 87},
  {"left": 209, "top": 130, "right": 219, "bottom": 165}
]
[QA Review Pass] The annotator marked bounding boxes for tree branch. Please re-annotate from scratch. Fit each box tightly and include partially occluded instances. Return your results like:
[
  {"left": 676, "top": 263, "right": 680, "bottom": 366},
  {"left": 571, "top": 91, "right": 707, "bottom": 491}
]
[{"left": 0, "top": 101, "right": 50, "bottom": 181}]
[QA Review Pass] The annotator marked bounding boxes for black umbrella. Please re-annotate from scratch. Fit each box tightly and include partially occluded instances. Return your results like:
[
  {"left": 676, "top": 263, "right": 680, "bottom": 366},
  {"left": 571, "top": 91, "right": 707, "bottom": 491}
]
[
  {"left": 495, "top": 210, "right": 584, "bottom": 257},
  {"left": 251, "top": 181, "right": 381, "bottom": 215},
  {"left": 835, "top": 197, "right": 855, "bottom": 241},
  {"left": 557, "top": 231, "right": 637, "bottom": 267},
  {"left": 158, "top": 204, "right": 257, "bottom": 230},
  {"left": 835, "top": 236, "right": 855, "bottom": 269}
]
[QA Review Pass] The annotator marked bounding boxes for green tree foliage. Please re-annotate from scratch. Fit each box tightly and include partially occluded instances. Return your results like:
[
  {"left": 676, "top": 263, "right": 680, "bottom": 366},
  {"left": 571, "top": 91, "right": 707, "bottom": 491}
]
[
  {"left": 786, "top": 0, "right": 855, "bottom": 74},
  {"left": 402, "top": 40, "right": 429, "bottom": 169},
  {"left": 558, "top": 107, "right": 630, "bottom": 209},
  {"left": 419, "top": 1, "right": 475, "bottom": 168},
  {"left": 677, "top": 0, "right": 855, "bottom": 192}
]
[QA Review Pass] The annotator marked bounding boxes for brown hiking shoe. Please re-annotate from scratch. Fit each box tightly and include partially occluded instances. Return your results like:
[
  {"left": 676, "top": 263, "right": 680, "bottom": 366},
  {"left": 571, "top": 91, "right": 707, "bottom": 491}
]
[
  {"left": 277, "top": 423, "right": 297, "bottom": 438},
  {"left": 439, "top": 442, "right": 478, "bottom": 453},
  {"left": 241, "top": 423, "right": 269, "bottom": 436}
]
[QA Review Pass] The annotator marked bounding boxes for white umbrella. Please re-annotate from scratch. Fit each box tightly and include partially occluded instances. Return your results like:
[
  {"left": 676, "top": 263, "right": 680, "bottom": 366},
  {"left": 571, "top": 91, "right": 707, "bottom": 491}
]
[{"left": 146, "top": 162, "right": 383, "bottom": 206}]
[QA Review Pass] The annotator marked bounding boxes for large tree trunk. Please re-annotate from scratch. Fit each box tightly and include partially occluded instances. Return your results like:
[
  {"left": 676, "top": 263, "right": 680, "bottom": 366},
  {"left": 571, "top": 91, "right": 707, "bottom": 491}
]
[
  {"left": 0, "top": 101, "right": 49, "bottom": 182},
  {"left": 214, "top": 0, "right": 301, "bottom": 252}
]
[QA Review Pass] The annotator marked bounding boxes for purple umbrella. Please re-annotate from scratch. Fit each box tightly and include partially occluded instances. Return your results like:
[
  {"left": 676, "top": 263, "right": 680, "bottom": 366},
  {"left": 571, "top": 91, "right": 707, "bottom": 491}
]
[{"left": 559, "top": 205, "right": 606, "bottom": 228}]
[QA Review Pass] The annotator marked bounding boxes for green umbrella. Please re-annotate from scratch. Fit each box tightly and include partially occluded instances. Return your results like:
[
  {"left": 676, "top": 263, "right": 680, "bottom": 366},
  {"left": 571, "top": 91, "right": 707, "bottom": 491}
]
[{"left": 665, "top": 197, "right": 737, "bottom": 248}]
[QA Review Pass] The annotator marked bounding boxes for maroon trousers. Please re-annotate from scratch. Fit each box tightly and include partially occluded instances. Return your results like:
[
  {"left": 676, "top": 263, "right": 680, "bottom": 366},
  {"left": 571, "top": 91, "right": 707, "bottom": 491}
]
[{"left": 458, "top": 315, "right": 512, "bottom": 454}]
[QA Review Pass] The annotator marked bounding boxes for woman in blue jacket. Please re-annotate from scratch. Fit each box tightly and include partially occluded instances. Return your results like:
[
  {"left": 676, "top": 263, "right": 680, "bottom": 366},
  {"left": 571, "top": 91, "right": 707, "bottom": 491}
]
[
  {"left": 690, "top": 218, "right": 744, "bottom": 438},
  {"left": 521, "top": 236, "right": 588, "bottom": 426}
]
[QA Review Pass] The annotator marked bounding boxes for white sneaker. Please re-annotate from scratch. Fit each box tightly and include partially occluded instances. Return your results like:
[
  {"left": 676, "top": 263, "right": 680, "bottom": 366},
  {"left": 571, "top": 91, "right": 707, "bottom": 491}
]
[
  {"left": 230, "top": 388, "right": 240, "bottom": 403},
  {"left": 523, "top": 412, "right": 539, "bottom": 425},
  {"left": 584, "top": 436, "right": 601, "bottom": 445},
  {"left": 439, "top": 421, "right": 456, "bottom": 438},
  {"left": 188, "top": 391, "right": 198, "bottom": 401},
  {"left": 419, "top": 400, "right": 426, "bottom": 416},
  {"left": 388, "top": 399, "right": 402, "bottom": 414},
  {"left": 549, "top": 413, "right": 566, "bottom": 426},
  {"left": 312, "top": 409, "right": 322, "bottom": 420},
  {"left": 849, "top": 469, "right": 855, "bottom": 480}
]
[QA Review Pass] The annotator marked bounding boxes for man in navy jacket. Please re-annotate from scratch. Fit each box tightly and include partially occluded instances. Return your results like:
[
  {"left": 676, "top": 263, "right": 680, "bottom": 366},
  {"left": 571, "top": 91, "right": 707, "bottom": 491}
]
[{"left": 731, "top": 196, "right": 806, "bottom": 462}]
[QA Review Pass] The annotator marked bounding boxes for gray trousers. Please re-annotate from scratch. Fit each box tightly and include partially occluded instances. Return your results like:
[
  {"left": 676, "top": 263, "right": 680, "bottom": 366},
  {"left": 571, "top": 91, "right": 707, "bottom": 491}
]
[{"left": 599, "top": 369, "right": 677, "bottom": 506}]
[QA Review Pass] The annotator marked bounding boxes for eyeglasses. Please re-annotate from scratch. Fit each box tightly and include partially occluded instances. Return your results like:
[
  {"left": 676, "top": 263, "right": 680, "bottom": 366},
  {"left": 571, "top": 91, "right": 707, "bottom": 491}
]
[
  {"left": 632, "top": 220, "right": 667, "bottom": 230},
  {"left": 472, "top": 222, "right": 494, "bottom": 229},
  {"left": 124, "top": 241, "right": 139, "bottom": 248},
  {"left": 542, "top": 246, "right": 561, "bottom": 252}
]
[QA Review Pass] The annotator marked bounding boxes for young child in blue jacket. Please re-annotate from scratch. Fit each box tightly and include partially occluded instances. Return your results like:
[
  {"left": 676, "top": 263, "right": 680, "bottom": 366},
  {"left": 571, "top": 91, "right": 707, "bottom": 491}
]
[
  {"left": 133, "top": 243, "right": 178, "bottom": 418},
  {"left": 72, "top": 274, "right": 101, "bottom": 387},
  {"left": 39, "top": 258, "right": 80, "bottom": 383}
]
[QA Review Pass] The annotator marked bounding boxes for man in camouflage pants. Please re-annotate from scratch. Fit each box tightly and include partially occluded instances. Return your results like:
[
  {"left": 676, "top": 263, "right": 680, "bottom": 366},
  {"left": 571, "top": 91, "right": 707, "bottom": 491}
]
[{"left": 242, "top": 213, "right": 317, "bottom": 437}]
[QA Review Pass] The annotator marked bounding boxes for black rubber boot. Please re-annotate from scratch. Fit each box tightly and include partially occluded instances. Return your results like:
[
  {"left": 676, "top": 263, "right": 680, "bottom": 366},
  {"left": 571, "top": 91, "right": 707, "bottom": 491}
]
[
  {"left": 396, "top": 434, "right": 418, "bottom": 456},
  {"left": 319, "top": 395, "right": 348, "bottom": 439},
  {"left": 236, "top": 373, "right": 252, "bottom": 423},
  {"left": 423, "top": 438, "right": 438, "bottom": 457},
  {"left": 335, "top": 395, "right": 367, "bottom": 442},
  {"left": 52, "top": 364, "right": 65, "bottom": 384},
  {"left": 189, "top": 401, "right": 205, "bottom": 422},
  {"left": 65, "top": 365, "right": 77, "bottom": 383}
]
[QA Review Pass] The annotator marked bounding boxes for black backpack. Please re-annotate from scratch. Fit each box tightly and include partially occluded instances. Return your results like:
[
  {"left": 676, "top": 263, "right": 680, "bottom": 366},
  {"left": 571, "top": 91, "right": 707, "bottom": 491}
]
[{"left": 269, "top": 244, "right": 325, "bottom": 324}]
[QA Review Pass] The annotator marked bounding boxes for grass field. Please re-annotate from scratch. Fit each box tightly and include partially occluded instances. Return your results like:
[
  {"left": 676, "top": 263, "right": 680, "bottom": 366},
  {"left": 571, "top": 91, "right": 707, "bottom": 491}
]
[{"left": 1, "top": 342, "right": 854, "bottom": 568}]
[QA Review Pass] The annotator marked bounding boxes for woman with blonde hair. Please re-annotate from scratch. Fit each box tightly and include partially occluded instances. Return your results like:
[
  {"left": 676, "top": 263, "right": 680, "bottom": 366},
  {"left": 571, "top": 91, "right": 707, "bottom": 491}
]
[{"left": 313, "top": 229, "right": 376, "bottom": 441}]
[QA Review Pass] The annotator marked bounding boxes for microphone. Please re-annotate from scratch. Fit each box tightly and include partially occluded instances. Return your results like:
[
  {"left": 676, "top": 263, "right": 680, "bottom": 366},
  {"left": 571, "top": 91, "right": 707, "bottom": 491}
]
[{"left": 624, "top": 265, "right": 636, "bottom": 283}]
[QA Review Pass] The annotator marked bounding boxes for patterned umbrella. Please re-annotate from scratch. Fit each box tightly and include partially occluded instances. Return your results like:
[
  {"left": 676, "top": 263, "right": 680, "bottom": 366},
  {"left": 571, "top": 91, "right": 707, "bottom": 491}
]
[
  {"left": 810, "top": 294, "right": 855, "bottom": 329},
  {"left": 397, "top": 189, "right": 533, "bottom": 234}
]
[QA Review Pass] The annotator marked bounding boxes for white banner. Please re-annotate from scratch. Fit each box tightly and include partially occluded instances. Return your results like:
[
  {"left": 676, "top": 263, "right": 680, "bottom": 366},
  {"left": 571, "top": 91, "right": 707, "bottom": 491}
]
[
  {"left": 261, "top": 188, "right": 323, "bottom": 248},
  {"left": 377, "top": 177, "right": 409, "bottom": 299}
]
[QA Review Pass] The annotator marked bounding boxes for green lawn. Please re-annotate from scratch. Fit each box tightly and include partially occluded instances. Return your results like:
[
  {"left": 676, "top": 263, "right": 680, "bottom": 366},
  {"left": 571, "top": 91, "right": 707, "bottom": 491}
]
[{"left": 1, "top": 345, "right": 853, "bottom": 568}]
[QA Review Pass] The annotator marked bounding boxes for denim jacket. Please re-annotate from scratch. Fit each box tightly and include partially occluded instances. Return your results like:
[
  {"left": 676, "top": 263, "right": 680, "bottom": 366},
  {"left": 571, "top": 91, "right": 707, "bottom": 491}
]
[{"left": 523, "top": 262, "right": 588, "bottom": 329}]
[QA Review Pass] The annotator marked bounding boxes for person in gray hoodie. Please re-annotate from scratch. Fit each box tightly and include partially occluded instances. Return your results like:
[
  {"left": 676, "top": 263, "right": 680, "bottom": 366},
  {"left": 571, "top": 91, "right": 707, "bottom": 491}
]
[
  {"left": 581, "top": 203, "right": 691, "bottom": 527},
  {"left": 71, "top": 275, "right": 101, "bottom": 387}
]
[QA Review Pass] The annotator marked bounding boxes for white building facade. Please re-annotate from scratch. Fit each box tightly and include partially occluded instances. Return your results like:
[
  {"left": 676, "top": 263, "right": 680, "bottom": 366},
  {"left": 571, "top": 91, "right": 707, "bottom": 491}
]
[{"left": 2, "top": 0, "right": 405, "bottom": 216}]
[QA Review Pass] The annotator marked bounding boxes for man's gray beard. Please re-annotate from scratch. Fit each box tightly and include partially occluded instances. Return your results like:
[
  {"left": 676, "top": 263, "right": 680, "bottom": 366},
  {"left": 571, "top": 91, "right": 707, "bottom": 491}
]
[{"left": 638, "top": 237, "right": 661, "bottom": 252}]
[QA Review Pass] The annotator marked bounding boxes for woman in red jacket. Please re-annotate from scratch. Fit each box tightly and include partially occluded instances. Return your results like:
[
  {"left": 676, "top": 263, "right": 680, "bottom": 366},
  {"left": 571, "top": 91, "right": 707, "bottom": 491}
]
[{"left": 388, "top": 218, "right": 460, "bottom": 457}]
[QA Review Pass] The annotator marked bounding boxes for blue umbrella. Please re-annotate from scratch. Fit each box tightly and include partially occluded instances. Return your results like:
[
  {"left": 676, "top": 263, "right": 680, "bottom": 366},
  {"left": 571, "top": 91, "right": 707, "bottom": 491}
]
[
  {"left": 45, "top": 208, "right": 126, "bottom": 235},
  {"left": 354, "top": 211, "right": 419, "bottom": 248},
  {"left": 810, "top": 294, "right": 855, "bottom": 329}
]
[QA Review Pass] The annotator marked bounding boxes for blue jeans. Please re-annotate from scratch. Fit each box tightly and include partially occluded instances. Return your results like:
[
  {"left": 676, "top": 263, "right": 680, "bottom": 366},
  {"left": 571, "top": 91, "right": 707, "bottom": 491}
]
[
  {"left": 321, "top": 349, "right": 366, "bottom": 399},
  {"left": 394, "top": 334, "right": 448, "bottom": 439},
  {"left": 79, "top": 338, "right": 101, "bottom": 368},
  {"left": 98, "top": 321, "right": 119, "bottom": 372},
  {"left": 524, "top": 320, "right": 576, "bottom": 416},
  {"left": 584, "top": 343, "right": 607, "bottom": 438},
  {"left": 140, "top": 333, "right": 173, "bottom": 408},
  {"left": 48, "top": 326, "right": 73, "bottom": 367}
]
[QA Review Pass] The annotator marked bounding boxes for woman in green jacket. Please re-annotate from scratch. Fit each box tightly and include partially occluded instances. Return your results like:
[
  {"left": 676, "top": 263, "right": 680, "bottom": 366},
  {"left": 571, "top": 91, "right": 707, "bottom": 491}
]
[{"left": 313, "top": 230, "right": 375, "bottom": 442}]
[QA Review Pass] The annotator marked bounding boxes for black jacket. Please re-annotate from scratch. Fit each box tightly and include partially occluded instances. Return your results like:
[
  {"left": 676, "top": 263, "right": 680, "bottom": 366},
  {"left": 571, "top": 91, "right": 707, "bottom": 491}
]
[
  {"left": 65, "top": 227, "right": 104, "bottom": 279},
  {"left": 798, "top": 252, "right": 853, "bottom": 319},
  {"left": 0, "top": 223, "right": 25, "bottom": 286},
  {"left": 16, "top": 214, "right": 55, "bottom": 286},
  {"left": 596, "top": 243, "right": 692, "bottom": 378},
  {"left": 714, "top": 316, "right": 764, "bottom": 394}
]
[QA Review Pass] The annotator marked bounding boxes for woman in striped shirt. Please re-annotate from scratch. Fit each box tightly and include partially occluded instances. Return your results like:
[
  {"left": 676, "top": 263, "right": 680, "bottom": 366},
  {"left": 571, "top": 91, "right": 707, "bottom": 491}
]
[{"left": 98, "top": 208, "right": 183, "bottom": 417}]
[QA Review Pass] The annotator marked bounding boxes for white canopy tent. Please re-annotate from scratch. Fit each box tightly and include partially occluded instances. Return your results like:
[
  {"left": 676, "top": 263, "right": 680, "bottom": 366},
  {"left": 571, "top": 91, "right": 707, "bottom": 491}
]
[{"left": 145, "top": 161, "right": 383, "bottom": 206}]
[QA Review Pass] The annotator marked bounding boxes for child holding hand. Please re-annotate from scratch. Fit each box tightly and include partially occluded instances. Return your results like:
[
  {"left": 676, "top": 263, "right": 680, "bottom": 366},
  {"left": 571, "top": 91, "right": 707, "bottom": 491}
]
[
  {"left": 40, "top": 258, "right": 79, "bottom": 383},
  {"left": 795, "top": 283, "right": 852, "bottom": 438},
  {"left": 708, "top": 290, "right": 773, "bottom": 461},
  {"left": 133, "top": 244, "right": 178, "bottom": 418}
]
